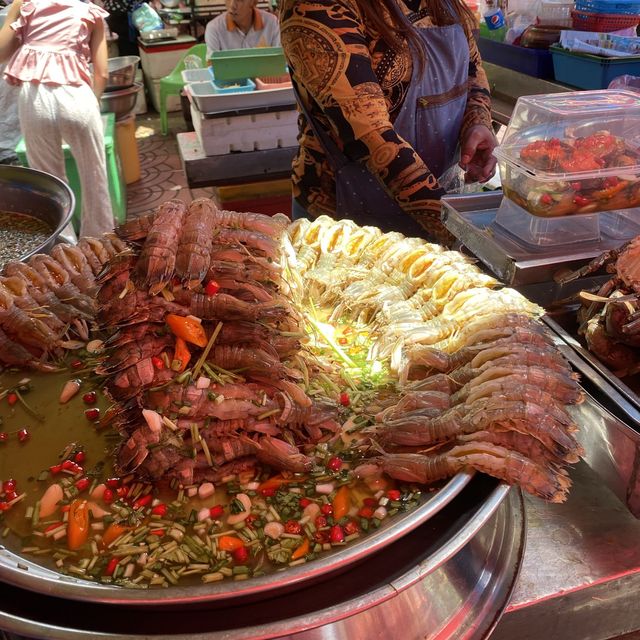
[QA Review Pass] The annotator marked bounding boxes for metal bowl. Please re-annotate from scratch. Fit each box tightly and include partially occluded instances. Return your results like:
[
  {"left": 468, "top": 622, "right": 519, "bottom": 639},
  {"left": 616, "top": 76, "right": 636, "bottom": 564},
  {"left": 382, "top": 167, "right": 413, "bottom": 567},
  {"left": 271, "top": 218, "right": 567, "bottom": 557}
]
[
  {"left": 0, "top": 165, "right": 74, "bottom": 264},
  {"left": 106, "top": 56, "right": 140, "bottom": 91},
  {"left": 99, "top": 82, "right": 142, "bottom": 121}
]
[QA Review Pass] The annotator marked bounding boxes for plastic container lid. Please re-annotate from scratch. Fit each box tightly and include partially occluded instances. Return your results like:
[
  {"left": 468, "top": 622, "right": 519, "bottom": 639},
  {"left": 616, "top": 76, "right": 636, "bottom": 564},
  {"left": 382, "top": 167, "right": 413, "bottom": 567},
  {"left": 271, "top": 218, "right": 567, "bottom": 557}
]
[{"left": 494, "top": 89, "right": 640, "bottom": 182}]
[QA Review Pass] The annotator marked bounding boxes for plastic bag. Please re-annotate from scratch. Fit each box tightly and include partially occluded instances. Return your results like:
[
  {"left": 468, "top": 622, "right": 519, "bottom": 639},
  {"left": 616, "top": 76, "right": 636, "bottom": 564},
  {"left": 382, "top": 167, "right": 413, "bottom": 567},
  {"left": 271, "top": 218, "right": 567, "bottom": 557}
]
[
  {"left": 608, "top": 74, "right": 640, "bottom": 94},
  {"left": 130, "top": 3, "right": 163, "bottom": 33}
]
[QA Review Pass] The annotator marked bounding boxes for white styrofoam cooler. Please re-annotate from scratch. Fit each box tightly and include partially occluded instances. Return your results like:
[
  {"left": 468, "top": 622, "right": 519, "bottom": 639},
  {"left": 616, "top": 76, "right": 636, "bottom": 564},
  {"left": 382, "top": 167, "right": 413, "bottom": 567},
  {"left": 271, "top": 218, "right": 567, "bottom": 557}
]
[{"left": 190, "top": 102, "right": 299, "bottom": 156}]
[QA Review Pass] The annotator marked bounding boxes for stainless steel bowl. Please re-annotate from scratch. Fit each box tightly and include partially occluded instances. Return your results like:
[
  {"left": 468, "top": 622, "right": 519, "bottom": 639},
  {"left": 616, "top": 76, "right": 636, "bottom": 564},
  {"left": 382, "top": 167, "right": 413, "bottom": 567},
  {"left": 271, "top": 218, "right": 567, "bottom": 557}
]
[
  {"left": 99, "top": 82, "right": 142, "bottom": 121},
  {"left": 0, "top": 165, "right": 74, "bottom": 264},
  {"left": 106, "top": 55, "right": 140, "bottom": 91}
]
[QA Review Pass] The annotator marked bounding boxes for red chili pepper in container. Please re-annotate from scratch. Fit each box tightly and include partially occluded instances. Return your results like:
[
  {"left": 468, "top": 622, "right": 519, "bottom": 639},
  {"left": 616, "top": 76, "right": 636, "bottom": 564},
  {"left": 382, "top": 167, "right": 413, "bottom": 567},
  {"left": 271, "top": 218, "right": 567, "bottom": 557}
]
[
  {"left": 339, "top": 392, "right": 350, "bottom": 407},
  {"left": 7, "top": 393, "right": 17, "bottom": 406}
]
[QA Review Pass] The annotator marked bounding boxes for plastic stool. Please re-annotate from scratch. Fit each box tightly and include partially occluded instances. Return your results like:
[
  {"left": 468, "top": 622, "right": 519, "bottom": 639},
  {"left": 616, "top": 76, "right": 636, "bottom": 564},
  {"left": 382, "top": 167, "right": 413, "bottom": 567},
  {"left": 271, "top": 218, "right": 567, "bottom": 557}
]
[
  {"left": 15, "top": 113, "right": 127, "bottom": 233},
  {"left": 115, "top": 114, "right": 141, "bottom": 184}
]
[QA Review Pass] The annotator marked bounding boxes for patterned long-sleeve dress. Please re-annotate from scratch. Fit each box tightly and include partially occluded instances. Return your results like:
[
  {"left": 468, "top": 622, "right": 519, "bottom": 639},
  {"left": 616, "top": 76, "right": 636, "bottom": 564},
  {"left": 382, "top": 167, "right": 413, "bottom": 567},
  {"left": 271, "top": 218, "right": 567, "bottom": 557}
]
[{"left": 280, "top": 0, "right": 492, "bottom": 242}]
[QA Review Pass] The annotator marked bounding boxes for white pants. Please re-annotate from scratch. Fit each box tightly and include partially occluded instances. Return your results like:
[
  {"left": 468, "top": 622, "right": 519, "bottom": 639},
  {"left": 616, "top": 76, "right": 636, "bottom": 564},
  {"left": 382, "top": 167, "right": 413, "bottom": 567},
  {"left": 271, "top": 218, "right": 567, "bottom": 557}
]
[{"left": 18, "top": 82, "right": 115, "bottom": 240}]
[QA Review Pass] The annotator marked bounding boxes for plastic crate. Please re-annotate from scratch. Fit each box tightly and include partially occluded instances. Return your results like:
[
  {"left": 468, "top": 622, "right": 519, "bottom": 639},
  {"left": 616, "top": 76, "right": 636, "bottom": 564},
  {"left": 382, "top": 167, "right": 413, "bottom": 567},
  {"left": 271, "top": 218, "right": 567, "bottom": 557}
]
[
  {"left": 551, "top": 44, "right": 640, "bottom": 88},
  {"left": 255, "top": 74, "right": 292, "bottom": 90},
  {"left": 478, "top": 38, "right": 555, "bottom": 79},
  {"left": 209, "top": 47, "right": 287, "bottom": 82},
  {"left": 576, "top": 0, "right": 640, "bottom": 14},
  {"left": 212, "top": 78, "right": 256, "bottom": 94},
  {"left": 571, "top": 8, "right": 640, "bottom": 30}
]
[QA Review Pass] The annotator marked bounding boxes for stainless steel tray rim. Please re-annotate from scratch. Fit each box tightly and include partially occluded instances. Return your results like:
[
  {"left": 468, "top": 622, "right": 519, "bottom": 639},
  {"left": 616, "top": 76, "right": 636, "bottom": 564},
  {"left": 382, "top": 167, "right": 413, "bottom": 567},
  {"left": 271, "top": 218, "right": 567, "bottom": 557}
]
[
  {"left": 0, "top": 471, "right": 475, "bottom": 606},
  {"left": 0, "top": 481, "right": 517, "bottom": 640}
]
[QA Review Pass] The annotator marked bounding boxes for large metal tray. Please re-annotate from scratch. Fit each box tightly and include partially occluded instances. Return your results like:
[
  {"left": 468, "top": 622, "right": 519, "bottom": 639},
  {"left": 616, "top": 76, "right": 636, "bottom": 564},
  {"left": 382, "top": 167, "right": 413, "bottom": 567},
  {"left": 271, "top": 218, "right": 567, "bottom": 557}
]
[
  {"left": 542, "top": 316, "right": 640, "bottom": 516},
  {"left": 0, "top": 477, "right": 521, "bottom": 640},
  {"left": 0, "top": 402, "right": 474, "bottom": 606}
]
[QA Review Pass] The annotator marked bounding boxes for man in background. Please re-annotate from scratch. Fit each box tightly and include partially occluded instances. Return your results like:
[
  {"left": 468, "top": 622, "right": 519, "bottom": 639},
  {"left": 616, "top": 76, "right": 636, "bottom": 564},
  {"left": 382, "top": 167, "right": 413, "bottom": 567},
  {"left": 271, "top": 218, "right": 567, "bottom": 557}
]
[{"left": 205, "top": 0, "right": 280, "bottom": 56}]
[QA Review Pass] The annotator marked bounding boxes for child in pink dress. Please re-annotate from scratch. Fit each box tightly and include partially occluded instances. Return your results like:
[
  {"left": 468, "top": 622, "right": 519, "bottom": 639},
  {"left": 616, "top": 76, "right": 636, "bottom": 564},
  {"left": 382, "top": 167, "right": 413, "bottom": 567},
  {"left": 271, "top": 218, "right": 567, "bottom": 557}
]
[{"left": 0, "top": 0, "right": 114, "bottom": 240}]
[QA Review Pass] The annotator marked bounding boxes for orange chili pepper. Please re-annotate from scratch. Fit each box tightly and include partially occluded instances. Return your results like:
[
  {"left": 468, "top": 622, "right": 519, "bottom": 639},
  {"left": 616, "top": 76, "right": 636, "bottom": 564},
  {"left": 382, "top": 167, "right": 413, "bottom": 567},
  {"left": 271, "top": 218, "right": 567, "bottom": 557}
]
[
  {"left": 166, "top": 314, "right": 207, "bottom": 348},
  {"left": 101, "top": 522, "right": 132, "bottom": 549},
  {"left": 67, "top": 499, "right": 90, "bottom": 551},
  {"left": 257, "top": 475, "right": 294, "bottom": 492},
  {"left": 218, "top": 535, "right": 245, "bottom": 552},
  {"left": 291, "top": 537, "right": 310, "bottom": 561},
  {"left": 332, "top": 485, "right": 351, "bottom": 521},
  {"left": 172, "top": 337, "right": 191, "bottom": 373}
]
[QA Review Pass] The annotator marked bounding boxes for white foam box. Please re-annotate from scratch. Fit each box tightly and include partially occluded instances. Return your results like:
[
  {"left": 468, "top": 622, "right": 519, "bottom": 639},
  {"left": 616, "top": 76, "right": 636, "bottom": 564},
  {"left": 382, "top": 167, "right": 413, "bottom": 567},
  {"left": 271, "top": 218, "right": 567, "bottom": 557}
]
[{"left": 190, "top": 102, "right": 299, "bottom": 156}]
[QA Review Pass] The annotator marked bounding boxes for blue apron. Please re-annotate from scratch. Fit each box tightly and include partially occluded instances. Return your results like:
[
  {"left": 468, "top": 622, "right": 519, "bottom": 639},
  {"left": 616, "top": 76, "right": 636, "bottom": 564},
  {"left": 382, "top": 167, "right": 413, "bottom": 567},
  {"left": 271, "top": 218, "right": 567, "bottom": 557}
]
[{"left": 292, "top": 7, "right": 469, "bottom": 239}]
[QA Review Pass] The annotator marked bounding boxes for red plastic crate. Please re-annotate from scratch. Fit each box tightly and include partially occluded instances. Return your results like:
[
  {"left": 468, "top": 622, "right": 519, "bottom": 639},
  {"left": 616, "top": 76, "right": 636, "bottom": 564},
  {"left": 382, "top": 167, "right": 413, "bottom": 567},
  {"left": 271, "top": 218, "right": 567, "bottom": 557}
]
[
  {"left": 571, "top": 8, "right": 640, "bottom": 31},
  {"left": 255, "top": 74, "right": 292, "bottom": 90}
]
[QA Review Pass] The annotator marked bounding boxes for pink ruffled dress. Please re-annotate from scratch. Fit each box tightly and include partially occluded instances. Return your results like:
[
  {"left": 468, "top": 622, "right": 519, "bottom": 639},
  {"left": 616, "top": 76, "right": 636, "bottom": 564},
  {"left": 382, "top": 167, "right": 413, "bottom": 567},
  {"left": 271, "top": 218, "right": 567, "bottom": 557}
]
[{"left": 3, "top": 0, "right": 108, "bottom": 87}]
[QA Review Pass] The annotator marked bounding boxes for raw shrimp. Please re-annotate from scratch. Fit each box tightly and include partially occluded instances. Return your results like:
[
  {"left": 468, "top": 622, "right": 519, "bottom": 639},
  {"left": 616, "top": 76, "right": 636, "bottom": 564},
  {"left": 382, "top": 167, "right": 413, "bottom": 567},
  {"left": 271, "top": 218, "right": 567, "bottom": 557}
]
[
  {"left": 176, "top": 198, "right": 219, "bottom": 288},
  {"left": 448, "top": 349, "right": 572, "bottom": 386},
  {"left": 456, "top": 430, "right": 572, "bottom": 465},
  {"left": 375, "top": 390, "right": 451, "bottom": 422},
  {"left": 135, "top": 199, "right": 188, "bottom": 294},
  {"left": 430, "top": 313, "right": 545, "bottom": 352},
  {"left": 212, "top": 228, "right": 280, "bottom": 261},
  {"left": 408, "top": 327, "right": 555, "bottom": 372},
  {"left": 115, "top": 212, "right": 156, "bottom": 242},
  {"left": 213, "top": 209, "right": 288, "bottom": 238},
  {"left": 77, "top": 237, "right": 112, "bottom": 274},
  {"left": 30, "top": 254, "right": 96, "bottom": 317},
  {"left": 451, "top": 366, "right": 581, "bottom": 405},
  {"left": 98, "top": 290, "right": 184, "bottom": 327},
  {"left": 4, "top": 261, "right": 92, "bottom": 322},
  {"left": 252, "top": 436, "right": 314, "bottom": 472},
  {"left": 0, "top": 326, "right": 59, "bottom": 371},
  {"left": 97, "top": 334, "right": 173, "bottom": 374},
  {"left": 180, "top": 291, "right": 287, "bottom": 323},
  {"left": 358, "top": 443, "right": 571, "bottom": 502},
  {"left": 50, "top": 243, "right": 97, "bottom": 295},
  {"left": 147, "top": 383, "right": 277, "bottom": 420},
  {"left": 207, "top": 345, "right": 301, "bottom": 380},
  {"left": 0, "top": 286, "right": 61, "bottom": 351},
  {"left": 206, "top": 260, "right": 281, "bottom": 287},
  {"left": 216, "top": 278, "right": 275, "bottom": 303},
  {"left": 0, "top": 276, "right": 66, "bottom": 333}
]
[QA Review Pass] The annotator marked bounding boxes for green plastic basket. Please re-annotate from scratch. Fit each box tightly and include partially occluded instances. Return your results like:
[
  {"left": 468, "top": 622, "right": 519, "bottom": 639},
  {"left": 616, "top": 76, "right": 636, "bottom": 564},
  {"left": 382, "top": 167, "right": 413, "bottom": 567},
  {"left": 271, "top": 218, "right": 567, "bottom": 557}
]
[{"left": 209, "top": 47, "right": 287, "bottom": 82}]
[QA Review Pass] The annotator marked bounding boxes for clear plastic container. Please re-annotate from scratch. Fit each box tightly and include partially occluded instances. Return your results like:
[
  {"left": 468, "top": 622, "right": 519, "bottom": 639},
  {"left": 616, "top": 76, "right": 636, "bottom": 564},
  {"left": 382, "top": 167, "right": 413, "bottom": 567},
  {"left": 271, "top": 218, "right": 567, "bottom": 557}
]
[
  {"left": 600, "top": 207, "right": 640, "bottom": 239},
  {"left": 494, "top": 89, "right": 640, "bottom": 219},
  {"left": 494, "top": 197, "right": 601, "bottom": 246},
  {"left": 536, "top": 1, "right": 574, "bottom": 27}
]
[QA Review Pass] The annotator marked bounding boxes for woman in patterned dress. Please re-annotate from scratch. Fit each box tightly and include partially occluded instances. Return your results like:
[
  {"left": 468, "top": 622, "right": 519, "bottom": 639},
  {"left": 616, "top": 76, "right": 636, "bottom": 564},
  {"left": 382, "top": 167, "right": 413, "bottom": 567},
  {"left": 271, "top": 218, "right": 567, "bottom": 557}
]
[{"left": 280, "top": 0, "right": 497, "bottom": 244}]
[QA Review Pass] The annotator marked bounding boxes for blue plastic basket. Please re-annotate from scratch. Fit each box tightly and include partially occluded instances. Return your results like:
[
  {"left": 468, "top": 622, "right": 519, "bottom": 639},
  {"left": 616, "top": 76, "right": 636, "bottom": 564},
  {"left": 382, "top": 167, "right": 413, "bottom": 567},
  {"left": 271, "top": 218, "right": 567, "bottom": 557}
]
[
  {"left": 478, "top": 38, "right": 555, "bottom": 79},
  {"left": 551, "top": 44, "right": 640, "bottom": 89},
  {"left": 575, "top": 0, "right": 640, "bottom": 15},
  {"left": 211, "top": 78, "right": 256, "bottom": 94}
]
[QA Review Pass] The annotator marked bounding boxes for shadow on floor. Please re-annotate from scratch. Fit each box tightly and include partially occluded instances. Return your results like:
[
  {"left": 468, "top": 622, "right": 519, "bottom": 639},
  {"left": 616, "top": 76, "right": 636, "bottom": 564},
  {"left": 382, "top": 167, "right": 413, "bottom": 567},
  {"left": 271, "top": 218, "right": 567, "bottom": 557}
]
[{"left": 127, "top": 111, "right": 218, "bottom": 219}]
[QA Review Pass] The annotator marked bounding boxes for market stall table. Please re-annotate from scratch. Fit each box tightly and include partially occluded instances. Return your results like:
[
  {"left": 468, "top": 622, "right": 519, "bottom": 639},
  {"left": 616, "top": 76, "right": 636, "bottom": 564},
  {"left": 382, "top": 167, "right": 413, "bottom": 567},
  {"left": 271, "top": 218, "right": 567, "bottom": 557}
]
[{"left": 178, "top": 130, "right": 297, "bottom": 188}]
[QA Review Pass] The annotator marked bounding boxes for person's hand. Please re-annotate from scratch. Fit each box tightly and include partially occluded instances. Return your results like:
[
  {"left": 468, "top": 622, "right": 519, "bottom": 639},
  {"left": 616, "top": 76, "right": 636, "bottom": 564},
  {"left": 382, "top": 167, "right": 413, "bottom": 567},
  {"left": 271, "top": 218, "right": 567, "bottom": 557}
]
[{"left": 459, "top": 124, "right": 498, "bottom": 184}]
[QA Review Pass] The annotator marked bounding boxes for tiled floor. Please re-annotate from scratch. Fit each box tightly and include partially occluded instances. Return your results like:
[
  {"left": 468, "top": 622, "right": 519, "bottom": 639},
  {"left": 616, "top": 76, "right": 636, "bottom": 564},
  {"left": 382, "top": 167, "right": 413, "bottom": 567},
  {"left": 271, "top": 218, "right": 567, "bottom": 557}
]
[{"left": 126, "top": 111, "right": 218, "bottom": 220}]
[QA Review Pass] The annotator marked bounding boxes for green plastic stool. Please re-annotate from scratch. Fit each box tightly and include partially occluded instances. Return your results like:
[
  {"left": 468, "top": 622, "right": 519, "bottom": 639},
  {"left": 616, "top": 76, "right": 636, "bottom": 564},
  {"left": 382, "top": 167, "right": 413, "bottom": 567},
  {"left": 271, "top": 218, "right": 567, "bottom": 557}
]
[
  {"left": 15, "top": 113, "right": 126, "bottom": 234},
  {"left": 159, "top": 42, "right": 207, "bottom": 136}
]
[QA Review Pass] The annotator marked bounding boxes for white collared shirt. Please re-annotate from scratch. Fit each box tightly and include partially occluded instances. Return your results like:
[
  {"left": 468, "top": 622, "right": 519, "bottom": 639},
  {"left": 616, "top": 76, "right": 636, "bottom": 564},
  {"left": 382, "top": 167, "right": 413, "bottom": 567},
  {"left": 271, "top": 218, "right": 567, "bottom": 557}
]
[{"left": 205, "top": 9, "right": 281, "bottom": 57}]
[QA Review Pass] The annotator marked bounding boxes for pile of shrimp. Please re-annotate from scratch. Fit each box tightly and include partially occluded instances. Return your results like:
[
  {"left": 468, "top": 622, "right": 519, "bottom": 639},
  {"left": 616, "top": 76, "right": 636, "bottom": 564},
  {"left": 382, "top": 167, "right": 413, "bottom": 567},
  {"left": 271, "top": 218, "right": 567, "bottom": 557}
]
[
  {"left": 0, "top": 234, "right": 128, "bottom": 371},
  {"left": 97, "top": 199, "right": 340, "bottom": 486},
  {"left": 284, "top": 216, "right": 583, "bottom": 502}
]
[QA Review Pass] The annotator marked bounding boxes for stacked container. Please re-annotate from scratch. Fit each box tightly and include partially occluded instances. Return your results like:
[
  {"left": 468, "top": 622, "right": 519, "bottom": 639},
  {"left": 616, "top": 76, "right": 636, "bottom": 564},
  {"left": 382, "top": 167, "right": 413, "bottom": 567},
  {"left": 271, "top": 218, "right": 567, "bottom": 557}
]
[
  {"left": 572, "top": 0, "right": 640, "bottom": 30},
  {"left": 493, "top": 89, "right": 640, "bottom": 247}
]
